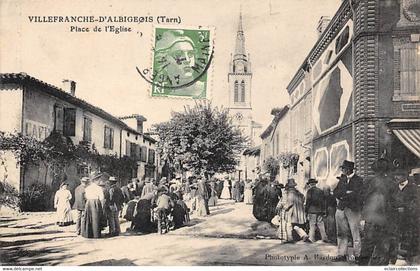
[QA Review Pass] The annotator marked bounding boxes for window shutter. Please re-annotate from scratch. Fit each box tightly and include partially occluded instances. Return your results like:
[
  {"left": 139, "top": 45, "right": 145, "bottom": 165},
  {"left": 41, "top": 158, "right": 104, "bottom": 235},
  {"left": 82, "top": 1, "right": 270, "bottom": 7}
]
[
  {"left": 54, "top": 105, "right": 64, "bottom": 133},
  {"left": 110, "top": 128, "right": 114, "bottom": 149},
  {"left": 104, "top": 126, "right": 109, "bottom": 148},
  {"left": 126, "top": 140, "right": 131, "bottom": 156},
  {"left": 63, "top": 108, "right": 76, "bottom": 136},
  {"left": 83, "top": 117, "right": 92, "bottom": 142},
  {"left": 130, "top": 142, "right": 137, "bottom": 158},
  {"left": 148, "top": 149, "right": 155, "bottom": 165},
  {"left": 141, "top": 146, "right": 147, "bottom": 162},
  {"left": 136, "top": 145, "right": 141, "bottom": 160}
]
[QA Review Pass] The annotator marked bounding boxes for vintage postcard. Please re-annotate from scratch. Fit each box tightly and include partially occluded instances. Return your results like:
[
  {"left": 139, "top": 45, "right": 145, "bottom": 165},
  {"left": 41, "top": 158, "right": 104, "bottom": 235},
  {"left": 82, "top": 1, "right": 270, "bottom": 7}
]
[{"left": 0, "top": 0, "right": 420, "bottom": 270}]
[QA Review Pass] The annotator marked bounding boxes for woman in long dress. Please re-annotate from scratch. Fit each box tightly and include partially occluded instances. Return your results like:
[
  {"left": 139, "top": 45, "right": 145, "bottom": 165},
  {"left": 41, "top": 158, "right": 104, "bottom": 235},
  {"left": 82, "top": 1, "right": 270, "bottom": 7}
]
[
  {"left": 132, "top": 191, "right": 157, "bottom": 233},
  {"left": 208, "top": 181, "right": 218, "bottom": 207},
  {"left": 220, "top": 179, "right": 231, "bottom": 199},
  {"left": 82, "top": 173, "right": 105, "bottom": 238},
  {"left": 243, "top": 179, "right": 254, "bottom": 204},
  {"left": 54, "top": 182, "right": 73, "bottom": 226}
]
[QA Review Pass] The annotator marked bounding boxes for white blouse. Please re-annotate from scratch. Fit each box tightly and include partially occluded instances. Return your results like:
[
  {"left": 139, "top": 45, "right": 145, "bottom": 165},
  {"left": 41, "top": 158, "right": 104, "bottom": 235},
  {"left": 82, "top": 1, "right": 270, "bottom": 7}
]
[{"left": 85, "top": 183, "right": 105, "bottom": 200}]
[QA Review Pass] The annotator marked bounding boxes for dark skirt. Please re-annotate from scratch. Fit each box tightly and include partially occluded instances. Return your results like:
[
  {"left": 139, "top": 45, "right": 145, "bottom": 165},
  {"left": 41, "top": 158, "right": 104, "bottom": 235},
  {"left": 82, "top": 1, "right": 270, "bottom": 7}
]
[
  {"left": 81, "top": 199, "right": 103, "bottom": 238},
  {"left": 132, "top": 199, "right": 155, "bottom": 233}
]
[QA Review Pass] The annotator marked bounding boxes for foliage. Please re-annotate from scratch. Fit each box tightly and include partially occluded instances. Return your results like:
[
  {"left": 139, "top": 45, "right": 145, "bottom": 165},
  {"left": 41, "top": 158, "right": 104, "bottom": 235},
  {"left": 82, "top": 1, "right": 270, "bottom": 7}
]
[
  {"left": 0, "top": 132, "right": 138, "bottom": 207},
  {"left": 263, "top": 156, "right": 280, "bottom": 181},
  {"left": 19, "top": 183, "right": 52, "bottom": 211},
  {"left": 0, "top": 182, "right": 20, "bottom": 211},
  {"left": 154, "top": 102, "right": 247, "bottom": 176},
  {"left": 278, "top": 152, "right": 299, "bottom": 169}
]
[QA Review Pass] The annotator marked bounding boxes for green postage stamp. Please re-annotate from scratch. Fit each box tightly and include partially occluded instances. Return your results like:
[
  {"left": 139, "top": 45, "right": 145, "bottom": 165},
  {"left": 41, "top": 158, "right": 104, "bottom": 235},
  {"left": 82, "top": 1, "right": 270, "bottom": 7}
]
[{"left": 150, "top": 26, "right": 214, "bottom": 99}]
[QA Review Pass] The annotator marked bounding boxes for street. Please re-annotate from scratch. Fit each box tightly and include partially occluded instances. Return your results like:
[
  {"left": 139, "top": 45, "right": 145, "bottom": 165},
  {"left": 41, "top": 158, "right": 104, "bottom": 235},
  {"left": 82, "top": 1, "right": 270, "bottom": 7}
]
[{"left": 0, "top": 200, "right": 348, "bottom": 266}]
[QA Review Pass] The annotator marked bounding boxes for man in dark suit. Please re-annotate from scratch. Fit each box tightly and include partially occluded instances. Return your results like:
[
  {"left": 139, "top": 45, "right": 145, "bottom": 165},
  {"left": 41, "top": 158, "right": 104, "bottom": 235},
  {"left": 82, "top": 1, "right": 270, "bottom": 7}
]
[
  {"left": 305, "top": 178, "right": 327, "bottom": 243},
  {"left": 73, "top": 177, "right": 89, "bottom": 235},
  {"left": 333, "top": 160, "right": 363, "bottom": 263}
]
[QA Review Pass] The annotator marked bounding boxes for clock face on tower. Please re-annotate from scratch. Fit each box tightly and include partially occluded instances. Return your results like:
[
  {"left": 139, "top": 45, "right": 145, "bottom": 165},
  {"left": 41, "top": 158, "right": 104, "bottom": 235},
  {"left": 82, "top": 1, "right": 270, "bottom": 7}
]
[{"left": 234, "top": 112, "right": 243, "bottom": 121}]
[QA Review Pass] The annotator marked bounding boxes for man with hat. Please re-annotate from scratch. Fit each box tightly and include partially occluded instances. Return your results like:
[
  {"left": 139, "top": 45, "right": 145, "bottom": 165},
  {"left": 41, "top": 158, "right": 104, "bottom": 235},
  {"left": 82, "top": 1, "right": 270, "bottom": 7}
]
[
  {"left": 391, "top": 168, "right": 419, "bottom": 264},
  {"left": 108, "top": 176, "right": 124, "bottom": 236},
  {"left": 73, "top": 177, "right": 89, "bottom": 235},
  {"left": 359, "top": 158, "right": 396, "bottom": 265},
  {"left": 333, "top": 160, "right": 364, "bottom": 262},
  {"left": 130, "top": 178, "right": 141, "bottom": 198},
  {"left": 305, "top": 178, "right": 327, "bottom": 243}
]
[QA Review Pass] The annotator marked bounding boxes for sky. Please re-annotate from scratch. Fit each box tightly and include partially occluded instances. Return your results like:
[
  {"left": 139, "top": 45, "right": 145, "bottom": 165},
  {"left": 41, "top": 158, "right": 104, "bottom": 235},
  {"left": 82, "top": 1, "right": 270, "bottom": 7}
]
[{"left": 0, "top": 0, "right": 341, "bottom": 132}]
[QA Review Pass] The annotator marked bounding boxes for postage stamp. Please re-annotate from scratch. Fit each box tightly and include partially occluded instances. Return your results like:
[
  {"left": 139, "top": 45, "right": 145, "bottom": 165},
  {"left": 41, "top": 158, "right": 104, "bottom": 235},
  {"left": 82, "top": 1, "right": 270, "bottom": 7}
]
[{"left": 145, "top": 26, "right": 214, "bottom": 99}]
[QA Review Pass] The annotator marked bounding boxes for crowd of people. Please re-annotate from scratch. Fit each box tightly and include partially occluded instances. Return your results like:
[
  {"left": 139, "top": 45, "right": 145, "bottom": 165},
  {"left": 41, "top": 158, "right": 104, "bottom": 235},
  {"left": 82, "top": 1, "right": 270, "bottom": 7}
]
[
  {"left": 53, "top": 172, "right": 255, "bottom": 238},
  {"left": 52, "top": 158, "right": 420, "bottom": 265},
  {"left": 259, "top": 159, "right": 420, "bottom": 265}
]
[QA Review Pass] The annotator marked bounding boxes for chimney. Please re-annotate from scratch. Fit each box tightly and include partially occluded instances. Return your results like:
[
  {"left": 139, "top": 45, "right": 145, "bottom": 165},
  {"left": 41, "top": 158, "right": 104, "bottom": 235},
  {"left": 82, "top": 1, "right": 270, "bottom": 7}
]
[
  {"left": 135, "top": 115, "right": 147, "bottom": 134},
  {"left": 62, "top": 79, "right": 76, "bottom": 96},
  {"left": 316, "top": 16, "right": 331, "bottom": 37}
]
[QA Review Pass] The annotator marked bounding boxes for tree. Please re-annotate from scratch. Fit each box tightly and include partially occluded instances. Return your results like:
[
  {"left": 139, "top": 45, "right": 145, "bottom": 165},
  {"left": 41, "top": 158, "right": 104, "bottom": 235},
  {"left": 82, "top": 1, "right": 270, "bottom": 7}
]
[
  {"left": 263, "top": 156, "right": 280, "bottom": 181},
  {"left": 154, "top": 102, "right": 247, "bottom": 177}
]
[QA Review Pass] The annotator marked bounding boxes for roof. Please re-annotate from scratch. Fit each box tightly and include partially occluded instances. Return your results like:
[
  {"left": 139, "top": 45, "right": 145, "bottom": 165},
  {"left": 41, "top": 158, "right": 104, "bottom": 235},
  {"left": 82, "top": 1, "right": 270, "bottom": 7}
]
[
  {"left": 243, "top": 145, "right": 261, "bottom": 156},
  {"left": 0, "top": 73, "right": 142, "bottom": 136},
  {"left": 286, "top": 0, "right": 351, "bottom": 93},
  {"left": 260, "top": 106, "right": 289, "bottom": 139},
  {"left": 119, "top": 114, "right": 147, "bottom": 122},
  {"left": 143, "top": 133, "right": 157, "bottom": 144}
]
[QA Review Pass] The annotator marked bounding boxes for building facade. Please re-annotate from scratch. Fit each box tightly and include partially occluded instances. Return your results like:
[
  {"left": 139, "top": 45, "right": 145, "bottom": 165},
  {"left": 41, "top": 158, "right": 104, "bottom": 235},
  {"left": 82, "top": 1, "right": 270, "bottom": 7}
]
[
  {"left": 120, "top": 114, "right": 159, "bottom": 180},
  {"left": 0, "top": 73, "right": 158, "bottom": 195},
  {"left": 285, "top": 0, "right": 420, "bottom": 188}
]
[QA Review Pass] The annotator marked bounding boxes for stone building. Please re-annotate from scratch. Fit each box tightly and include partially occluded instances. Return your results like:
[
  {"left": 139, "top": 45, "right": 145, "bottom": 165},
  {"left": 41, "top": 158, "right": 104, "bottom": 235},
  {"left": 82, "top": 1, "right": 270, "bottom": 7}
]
[
  {"left": 285, "top": 0, "right": 420, "bottom": 188},
  {"left": 0, "top": 73, "right": 158, "bottom": 195}
]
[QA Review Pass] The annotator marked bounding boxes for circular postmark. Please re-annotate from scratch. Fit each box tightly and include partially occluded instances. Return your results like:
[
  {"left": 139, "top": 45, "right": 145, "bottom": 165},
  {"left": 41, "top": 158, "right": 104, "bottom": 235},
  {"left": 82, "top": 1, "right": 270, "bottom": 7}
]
[{"left": 136, "top": 26, "right": 214, "bottom": 99}]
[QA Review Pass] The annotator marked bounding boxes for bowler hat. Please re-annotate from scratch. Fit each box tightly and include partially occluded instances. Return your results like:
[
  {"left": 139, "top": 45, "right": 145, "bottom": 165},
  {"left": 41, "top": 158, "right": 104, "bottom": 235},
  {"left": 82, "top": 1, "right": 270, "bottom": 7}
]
[
  {"left": 340, "top": 160, "right": 355, "bottom": 170},
  {"left": 286, "top": 178, "right": 297, "bottom": 188},
  {"left": 394, "top": 168, "right": 409, "bottom": 179},
  {"left": 306, "top": 178, "right": 318, "bottom": 185}
]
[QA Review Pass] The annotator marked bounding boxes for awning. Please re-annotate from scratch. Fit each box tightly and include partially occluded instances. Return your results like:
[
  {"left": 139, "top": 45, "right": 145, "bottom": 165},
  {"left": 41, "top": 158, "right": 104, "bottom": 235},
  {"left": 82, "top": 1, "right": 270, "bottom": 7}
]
[{"left": 389, "top": 119, "right": 420, "bottom": 159}]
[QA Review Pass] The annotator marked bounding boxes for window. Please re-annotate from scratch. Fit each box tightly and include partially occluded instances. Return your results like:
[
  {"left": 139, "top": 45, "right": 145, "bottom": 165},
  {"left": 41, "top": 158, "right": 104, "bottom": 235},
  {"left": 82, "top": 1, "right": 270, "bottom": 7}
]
[
  {"left": 335, "top": 26, "right": 349, "bottom": 55},
  {"left": 148, "top": 149, "right": 155, "bottom": 165},
  {"left": 83, "top": 116, "right": 92, "bottom": 142},
  {"left": 54, "top": 105, "right": 64, "bottom": 133},
  {"left": 399, "top": 43, "right": 420, "bottom": 97},
  {"left": 54, "top": 105, "right": 76, "bottom": 136},
  {"left": 234, "top": 81, "right": 239, "bottom": 102},
  {"left": 130, "top": 142, "right": 137, "bottom": 158},
  {"left": 240, "top": 80, "right": 245, "bottom": 102},
  {"left": 140, "top": 146, "right": 148, "bottom": 162},
  {"left": 104, "top": 125, "right": 114, "bottom": 149}
]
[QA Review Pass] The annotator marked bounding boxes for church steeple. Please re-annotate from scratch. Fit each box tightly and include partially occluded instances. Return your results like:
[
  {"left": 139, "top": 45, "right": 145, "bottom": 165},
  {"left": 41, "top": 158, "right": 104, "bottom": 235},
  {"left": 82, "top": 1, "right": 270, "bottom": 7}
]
[
  {"left": 234, "top": 12, "right": 247, "bottom": 62},
  {"left": 231, "top": 11, "right": 251, "bottom": 74}
]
